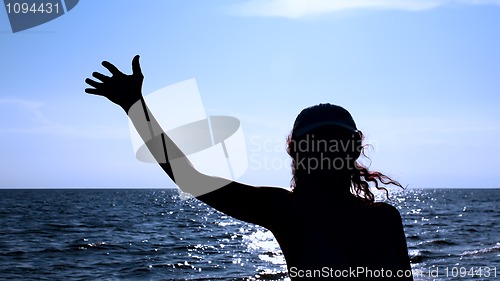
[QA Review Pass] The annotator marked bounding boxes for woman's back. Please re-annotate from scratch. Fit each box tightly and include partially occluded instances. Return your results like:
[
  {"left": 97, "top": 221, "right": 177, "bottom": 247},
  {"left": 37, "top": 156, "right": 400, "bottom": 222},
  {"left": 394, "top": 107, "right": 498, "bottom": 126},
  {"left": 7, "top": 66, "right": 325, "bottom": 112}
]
[{"left": 264, "top": 191, "right": 412, "bottom": 279}]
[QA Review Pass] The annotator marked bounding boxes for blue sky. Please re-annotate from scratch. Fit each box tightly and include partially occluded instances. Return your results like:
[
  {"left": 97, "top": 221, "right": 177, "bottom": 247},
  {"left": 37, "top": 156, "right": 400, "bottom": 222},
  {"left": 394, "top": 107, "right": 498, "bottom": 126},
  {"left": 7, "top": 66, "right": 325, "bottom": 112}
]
[{"left": 1, "top": 0, "right": 499, "bottom": 189}]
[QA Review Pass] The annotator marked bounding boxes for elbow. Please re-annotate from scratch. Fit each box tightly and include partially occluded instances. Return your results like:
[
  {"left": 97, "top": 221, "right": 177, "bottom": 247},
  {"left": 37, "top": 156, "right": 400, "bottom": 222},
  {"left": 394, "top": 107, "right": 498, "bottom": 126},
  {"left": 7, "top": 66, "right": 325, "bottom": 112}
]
[{"left": 170, "top": 166, "right": 232, "bottom": 197}]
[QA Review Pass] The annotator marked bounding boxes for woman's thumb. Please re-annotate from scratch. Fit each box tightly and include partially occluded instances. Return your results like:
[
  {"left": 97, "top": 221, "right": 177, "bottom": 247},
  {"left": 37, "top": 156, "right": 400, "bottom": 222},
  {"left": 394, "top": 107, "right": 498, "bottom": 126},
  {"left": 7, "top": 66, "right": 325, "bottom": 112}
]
[{"left": 132, "top": 55, "right": 142, "bottom": 76}]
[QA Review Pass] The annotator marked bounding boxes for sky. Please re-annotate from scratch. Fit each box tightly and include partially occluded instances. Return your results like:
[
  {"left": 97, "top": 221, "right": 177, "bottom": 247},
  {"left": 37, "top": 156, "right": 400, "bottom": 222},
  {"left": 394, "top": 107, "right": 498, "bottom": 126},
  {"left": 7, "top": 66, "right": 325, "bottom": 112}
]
[{"left": 1, "top": 0, "right": 500, "bottom": 189}]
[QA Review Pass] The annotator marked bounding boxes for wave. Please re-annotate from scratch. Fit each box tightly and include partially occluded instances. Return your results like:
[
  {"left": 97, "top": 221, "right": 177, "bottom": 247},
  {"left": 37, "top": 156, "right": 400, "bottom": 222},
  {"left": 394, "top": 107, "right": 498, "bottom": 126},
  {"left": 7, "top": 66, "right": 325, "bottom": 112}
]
[
  {"left": 416, "top": 239, "right": 457, "bottom": 247},
  {"left": 409, "top": 250, "right": 434, "bottom": 263},
  {"left": 1, "top": 250, "right": 26, "bottom": 256},
  {"left": 461, "top": 242, "right": 500, "bottom": 256},
  {"left": 69, "top": 241, "right": 127, "bottom": 251}
]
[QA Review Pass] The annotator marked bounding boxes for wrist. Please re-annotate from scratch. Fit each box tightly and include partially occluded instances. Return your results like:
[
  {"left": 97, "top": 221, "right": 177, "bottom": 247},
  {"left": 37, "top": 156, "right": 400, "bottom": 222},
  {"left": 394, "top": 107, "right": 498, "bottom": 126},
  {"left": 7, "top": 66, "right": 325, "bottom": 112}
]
[{"left": 121, "top": 95, "right": 143, "bottom": 114}]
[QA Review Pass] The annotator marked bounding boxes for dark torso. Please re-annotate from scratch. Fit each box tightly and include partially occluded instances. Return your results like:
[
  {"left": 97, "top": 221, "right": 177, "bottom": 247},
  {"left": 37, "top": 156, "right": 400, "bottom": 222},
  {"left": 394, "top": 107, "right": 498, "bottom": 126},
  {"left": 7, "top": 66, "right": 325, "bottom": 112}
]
[
  {"left": 197, "top": 183, "right": 413, "bottom": 280},
  {"left": 267, "top": 194, "right": 411, "bottom": 280}
]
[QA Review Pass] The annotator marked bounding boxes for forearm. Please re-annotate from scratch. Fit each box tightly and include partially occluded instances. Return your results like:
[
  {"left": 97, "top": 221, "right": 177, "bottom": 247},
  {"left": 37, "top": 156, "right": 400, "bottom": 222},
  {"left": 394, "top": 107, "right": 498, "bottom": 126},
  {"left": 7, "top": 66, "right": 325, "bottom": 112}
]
[
  {"left": 127, "top": 98, "right": 190, "bottom": 177},
  {"left": 126, "top": 98, "right": 231, "bottom": 195}
]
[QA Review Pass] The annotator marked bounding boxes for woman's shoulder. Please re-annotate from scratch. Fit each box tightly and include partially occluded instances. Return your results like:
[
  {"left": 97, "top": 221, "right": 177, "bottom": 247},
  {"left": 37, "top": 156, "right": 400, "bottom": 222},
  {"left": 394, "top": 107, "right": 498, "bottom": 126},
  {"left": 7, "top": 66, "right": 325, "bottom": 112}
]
[
  {"left": 371, "top": 201, "right": 400, "bottom": 211},
  {"left": 369, "top": 202, "right": 404, "bottom": 224}
]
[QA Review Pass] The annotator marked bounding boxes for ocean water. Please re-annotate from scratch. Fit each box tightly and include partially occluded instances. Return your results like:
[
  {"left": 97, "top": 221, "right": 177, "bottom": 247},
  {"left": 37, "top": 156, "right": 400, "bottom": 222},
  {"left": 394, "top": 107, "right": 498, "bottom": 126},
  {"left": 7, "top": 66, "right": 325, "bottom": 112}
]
[{"left": 0, "top": 188, "right": 498, "bottom": 280}]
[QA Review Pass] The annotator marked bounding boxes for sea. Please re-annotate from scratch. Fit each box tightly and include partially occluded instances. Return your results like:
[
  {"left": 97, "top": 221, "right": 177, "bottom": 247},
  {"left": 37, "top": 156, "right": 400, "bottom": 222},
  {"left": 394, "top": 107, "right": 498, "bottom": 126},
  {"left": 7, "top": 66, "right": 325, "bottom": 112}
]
[{"left": 0, "top": 188, "right": 498, "bottom": 280}]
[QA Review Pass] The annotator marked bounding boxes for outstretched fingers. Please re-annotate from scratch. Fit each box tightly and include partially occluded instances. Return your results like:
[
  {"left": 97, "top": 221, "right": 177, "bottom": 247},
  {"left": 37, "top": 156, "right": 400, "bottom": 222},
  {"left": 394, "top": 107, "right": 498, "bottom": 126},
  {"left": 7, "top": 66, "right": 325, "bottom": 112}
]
[
  {"left": 84, "top": 78, "right": 102, "bottom": 95},
  {"left": 102, "top": 61, "right": 122, "bottom": 76},
  {"left": 86, "top": 55, "right": 143, "bottom": 100},
  {"left": 92, "top": 71, "right": 110, "bottom": 82},
  {"left": 84, "top": 87, "right": 99, "bottom": 95},
  {"left": 85, "top": 78, "right": 101, "bottom": 88}
]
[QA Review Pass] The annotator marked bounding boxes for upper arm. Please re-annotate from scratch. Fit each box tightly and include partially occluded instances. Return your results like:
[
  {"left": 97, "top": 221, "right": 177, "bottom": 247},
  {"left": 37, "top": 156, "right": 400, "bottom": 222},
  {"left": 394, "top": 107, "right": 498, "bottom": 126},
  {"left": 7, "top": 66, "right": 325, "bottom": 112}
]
[
  {"left": 157, "top": 152, "right": 290, "bottom": 228},
  {"left": 375, "top": 203, "right": 413, "bottom": 275},
  {"left": 368, "top": 203, "right": 412, "bottom": 280},
  {"left": 196, "top": 181, "right": 290, "bottom": 229}
]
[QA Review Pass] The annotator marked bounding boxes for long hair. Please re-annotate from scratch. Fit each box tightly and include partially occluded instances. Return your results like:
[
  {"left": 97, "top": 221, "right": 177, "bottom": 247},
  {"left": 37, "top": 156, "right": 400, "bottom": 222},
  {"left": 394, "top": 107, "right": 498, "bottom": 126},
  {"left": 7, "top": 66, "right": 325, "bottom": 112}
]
[{"left": 287, "top": 130, "right": 403, "bottom": 203}]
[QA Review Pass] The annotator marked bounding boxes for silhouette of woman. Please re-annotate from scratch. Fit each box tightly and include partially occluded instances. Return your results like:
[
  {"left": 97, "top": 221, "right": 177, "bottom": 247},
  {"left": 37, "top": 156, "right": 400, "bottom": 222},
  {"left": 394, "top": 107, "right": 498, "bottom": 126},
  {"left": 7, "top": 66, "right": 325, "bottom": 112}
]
[{"left": 85, "top": 56, "right": 413, "bottom": 280}]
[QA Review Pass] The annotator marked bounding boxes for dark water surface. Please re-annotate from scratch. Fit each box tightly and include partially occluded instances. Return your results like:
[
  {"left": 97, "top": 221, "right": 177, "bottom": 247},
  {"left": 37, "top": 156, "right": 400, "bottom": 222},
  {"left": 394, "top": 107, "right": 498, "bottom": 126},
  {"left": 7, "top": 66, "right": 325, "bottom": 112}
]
[{"left": 0, "top": 189, "right": 498, "bottom": 280}]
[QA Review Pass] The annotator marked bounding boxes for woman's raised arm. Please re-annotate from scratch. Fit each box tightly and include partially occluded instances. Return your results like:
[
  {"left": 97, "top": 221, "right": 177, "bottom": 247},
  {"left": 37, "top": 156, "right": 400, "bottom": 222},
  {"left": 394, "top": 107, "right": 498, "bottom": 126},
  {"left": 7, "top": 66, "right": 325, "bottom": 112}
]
[{"left": 84, "top": 56, "right": 287, "bottom": 227}]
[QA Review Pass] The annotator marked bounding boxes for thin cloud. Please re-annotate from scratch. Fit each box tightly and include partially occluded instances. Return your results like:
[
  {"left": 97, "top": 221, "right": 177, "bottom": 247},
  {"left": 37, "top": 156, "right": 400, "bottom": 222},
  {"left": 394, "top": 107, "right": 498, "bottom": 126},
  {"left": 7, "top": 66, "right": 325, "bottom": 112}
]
[
  {"left": 0, "top": 98, "right": 127, "bottom": 140},
  {"left": 228, "top": 0, "right": 500, "bottom": 18}
]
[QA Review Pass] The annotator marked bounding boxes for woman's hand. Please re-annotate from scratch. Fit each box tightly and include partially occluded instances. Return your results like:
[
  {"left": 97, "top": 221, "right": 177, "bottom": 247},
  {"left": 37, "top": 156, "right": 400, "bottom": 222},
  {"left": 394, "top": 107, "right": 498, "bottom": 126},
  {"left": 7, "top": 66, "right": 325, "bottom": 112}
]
[{"left": 85, "top": 55, "right": 144, "bottom": 112}]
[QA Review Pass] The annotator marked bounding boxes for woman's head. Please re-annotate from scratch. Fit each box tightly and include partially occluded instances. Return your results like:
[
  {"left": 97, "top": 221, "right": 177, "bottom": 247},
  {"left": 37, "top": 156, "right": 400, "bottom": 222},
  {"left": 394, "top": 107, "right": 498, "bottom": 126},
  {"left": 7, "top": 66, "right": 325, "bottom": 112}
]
[
  {"left": 292, "top": 103, "right": 358, "bottom": 137},
  {"left": 289, "top": 103, "right": 361, "bottom": 165},
  {"left": 288, "top": 104, "right": 361, "bottom": 177},
  {"left": 287, "top": 103, "right": 402, "bottom": 202}
]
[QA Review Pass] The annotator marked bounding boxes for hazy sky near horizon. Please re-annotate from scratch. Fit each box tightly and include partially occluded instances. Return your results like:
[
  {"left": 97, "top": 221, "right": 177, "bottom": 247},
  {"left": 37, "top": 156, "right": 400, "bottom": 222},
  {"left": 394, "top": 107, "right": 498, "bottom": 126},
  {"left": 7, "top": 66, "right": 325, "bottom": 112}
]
[{"left": 1, "top": 0, "right": 500, "bottom": 189}]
